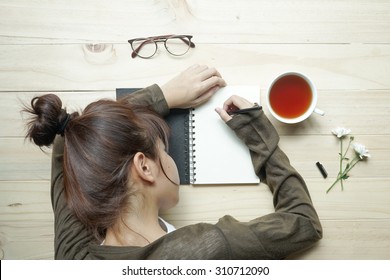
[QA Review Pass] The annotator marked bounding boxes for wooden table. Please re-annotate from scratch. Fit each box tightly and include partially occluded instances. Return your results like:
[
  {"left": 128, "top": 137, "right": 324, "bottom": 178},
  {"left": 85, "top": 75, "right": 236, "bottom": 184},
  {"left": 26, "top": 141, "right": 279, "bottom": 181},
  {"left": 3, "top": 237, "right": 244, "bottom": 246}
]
[{"left": 0, "top": 0, "right": 389, "bottom": 259}]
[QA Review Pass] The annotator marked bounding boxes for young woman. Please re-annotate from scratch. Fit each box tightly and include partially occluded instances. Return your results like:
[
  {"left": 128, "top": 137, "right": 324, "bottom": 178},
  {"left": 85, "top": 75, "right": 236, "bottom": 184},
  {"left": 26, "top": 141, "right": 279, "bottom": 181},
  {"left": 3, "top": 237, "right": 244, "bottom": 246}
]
[{"left": 24, "top": 64, "right": 322, "bottom": 259}]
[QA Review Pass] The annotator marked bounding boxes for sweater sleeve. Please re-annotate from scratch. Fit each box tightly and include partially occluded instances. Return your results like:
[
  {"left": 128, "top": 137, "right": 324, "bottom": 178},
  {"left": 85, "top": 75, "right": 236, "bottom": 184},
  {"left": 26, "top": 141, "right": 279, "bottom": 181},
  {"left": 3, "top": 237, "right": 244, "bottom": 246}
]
[
  {"left": 216, "top": 109, "right": 323, "bottom": 259},
  {"left": 119, "top": 84, "right": 170, "bottom": 117},
  {"left": 51, "top": 85, "right": 169, "bottom": 259}
]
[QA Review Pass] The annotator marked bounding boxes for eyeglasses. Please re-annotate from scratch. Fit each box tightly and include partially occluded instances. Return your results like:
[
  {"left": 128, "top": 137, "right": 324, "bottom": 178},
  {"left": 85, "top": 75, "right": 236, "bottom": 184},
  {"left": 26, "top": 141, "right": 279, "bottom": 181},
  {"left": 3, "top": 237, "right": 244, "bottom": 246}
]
[{"left": 128, "top": 35, "right": 195, "bottom": 59}]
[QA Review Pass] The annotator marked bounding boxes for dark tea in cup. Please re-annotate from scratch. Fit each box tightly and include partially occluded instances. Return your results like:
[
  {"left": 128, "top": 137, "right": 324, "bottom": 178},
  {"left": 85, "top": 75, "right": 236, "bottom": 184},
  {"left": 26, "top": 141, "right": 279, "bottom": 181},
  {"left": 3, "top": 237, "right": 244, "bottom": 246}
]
[{"left": 266, "top": 72, "right": 324, "bottom": 124}]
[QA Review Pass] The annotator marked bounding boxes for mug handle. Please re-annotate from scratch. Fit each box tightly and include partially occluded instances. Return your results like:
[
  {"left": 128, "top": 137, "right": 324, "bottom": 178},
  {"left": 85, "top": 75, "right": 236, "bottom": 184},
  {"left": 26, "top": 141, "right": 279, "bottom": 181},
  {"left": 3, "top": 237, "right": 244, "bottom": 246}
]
[{"left": 314, "top": 108, "right": 325, "bottom": 116}]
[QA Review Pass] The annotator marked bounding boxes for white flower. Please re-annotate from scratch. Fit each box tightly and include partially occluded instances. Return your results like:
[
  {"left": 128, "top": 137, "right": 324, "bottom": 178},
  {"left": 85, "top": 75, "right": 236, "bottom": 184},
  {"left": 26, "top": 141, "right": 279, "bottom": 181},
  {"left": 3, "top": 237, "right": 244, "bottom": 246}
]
[
  {"left": 331, "top": 127, "right": 351, "bottom": 138},
  {"left": 353, "top": 143, "right": 371, "bottom": 159}
]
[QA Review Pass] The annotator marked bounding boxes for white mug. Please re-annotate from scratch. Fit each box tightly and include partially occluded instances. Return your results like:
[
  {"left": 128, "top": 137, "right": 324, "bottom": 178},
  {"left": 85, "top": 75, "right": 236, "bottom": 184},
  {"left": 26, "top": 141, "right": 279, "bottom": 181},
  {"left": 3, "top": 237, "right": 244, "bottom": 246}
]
[{"left": 266, "top": 72, "right": 325, "bottom": 124}]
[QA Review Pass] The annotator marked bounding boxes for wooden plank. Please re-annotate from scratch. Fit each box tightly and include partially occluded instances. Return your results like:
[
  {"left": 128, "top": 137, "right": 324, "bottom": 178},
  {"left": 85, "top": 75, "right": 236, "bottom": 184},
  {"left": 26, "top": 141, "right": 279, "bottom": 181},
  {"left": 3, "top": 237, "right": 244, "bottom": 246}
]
[
  {"left": 1, "top": 178, "right": 388, "bottom": 229},
  {"left": 0, "top": 218, "right": 54, "bottom": 260},
  {"left": 2, "top": 134, "right": 388, "bottom": 180},
  {"left": 0, "top": 181, "right": 54, "bottom": 260},
  {"left": 1, "top": 0, "right": 389, "bottom": 44},
  {"left": 0, "top": 223, "right": 54, "bottom": 260},
  {"left": 1, "top": 178, "right": 389, "bottom": 239},
  {"left": 162, "top": 178, "right": 390, "bottom": 223},
  {"left": 3, "top": 219, "right": 389, "bottom": 259},
  {"left": 309, "top": 179, "right": 390, "bottom": 220},
  {"left": 4, "top": 90, "right": 390, "bottom": 137},
  {"left": 0, "top": 181, "right": 52, "bottom": 220},
  {"left": 0, "top": 138, "right": 51, "bottom": 181},
  {"left": 292, "top": 220, "right": 390, "bottom": 260},
  {"left": 1, "top": 181, "right": 389, "bottom": 259},
  {"left": 0, "top": 44, "right": 389, "bottom": 91}
]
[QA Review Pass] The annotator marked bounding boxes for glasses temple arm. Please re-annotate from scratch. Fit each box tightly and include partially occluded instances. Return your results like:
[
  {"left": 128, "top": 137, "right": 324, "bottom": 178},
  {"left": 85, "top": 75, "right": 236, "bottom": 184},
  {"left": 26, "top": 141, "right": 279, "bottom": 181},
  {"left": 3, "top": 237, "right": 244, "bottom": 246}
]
[{"left": 179, "top": 37, "right": 195, "bottom": 48}]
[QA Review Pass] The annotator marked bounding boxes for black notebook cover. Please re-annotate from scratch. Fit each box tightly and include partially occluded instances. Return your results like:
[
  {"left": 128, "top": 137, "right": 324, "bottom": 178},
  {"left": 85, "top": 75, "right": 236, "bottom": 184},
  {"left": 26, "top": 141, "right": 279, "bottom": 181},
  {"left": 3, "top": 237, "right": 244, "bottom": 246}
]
[{"left": 116, "top": 88, "right": 190, "bottom": 184}]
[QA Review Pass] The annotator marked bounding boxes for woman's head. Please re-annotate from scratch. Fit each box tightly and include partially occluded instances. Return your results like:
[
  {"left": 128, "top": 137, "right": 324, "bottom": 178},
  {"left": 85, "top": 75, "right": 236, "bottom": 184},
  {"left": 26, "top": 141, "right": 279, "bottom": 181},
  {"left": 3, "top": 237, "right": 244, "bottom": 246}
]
[{"left": 23, "top": 94, "right": 177, "bottom": 240}]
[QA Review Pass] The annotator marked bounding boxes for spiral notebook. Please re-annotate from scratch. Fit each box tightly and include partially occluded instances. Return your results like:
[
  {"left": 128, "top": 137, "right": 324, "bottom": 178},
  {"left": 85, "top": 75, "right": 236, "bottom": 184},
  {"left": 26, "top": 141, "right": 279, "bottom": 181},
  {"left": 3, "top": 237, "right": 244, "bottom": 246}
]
[{"left": 116, "top": 86, "right": 260, "bottom": 185}]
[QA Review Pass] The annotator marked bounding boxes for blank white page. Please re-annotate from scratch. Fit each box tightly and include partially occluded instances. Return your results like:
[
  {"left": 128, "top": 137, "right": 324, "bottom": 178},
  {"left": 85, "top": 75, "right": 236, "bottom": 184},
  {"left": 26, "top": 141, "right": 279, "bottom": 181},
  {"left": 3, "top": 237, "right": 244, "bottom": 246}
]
[{"left": 191, "top": 86, "right": 261, "bottom": 185}]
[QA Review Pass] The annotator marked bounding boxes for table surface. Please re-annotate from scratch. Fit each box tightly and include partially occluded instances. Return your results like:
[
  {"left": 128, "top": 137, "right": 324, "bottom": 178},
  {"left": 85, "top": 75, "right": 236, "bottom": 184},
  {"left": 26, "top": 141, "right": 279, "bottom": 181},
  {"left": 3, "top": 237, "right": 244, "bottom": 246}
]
[{"left": 0, "top": 0, "right": 389, "bottom": 259}]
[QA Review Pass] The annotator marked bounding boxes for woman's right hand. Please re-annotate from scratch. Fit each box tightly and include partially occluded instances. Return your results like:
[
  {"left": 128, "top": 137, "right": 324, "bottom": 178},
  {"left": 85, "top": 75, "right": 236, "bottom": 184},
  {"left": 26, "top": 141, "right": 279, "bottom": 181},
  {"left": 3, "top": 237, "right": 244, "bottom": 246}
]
[
  {"left": 161, "top": 64, "right": 227, "bottom": 109},
  {"left": 215, "top": 95, "right": 256, "bottom": 122}
]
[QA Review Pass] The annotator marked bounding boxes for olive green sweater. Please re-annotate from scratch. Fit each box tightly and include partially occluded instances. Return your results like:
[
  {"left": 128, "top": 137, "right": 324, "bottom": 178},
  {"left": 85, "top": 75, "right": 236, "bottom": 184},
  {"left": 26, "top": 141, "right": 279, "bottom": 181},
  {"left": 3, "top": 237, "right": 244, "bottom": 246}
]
[{"left": 51, "top": 85, "right": 322, "bottom": 259}]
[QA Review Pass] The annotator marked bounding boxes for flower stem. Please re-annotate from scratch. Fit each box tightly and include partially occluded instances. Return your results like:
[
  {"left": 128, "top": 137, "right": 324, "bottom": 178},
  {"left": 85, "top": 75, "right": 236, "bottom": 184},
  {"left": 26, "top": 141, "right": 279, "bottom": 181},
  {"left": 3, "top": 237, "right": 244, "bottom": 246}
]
[
  {"left": 326, "top": 175, "right": 342, "bottom": 193},
  {"left": 328, "top": 138, "right": 344, "bottom": 194},
  {"left": 343, "top": 137, "right": 354, "bottom": 159},
  {"left": 326, "top": 156, "right": 360, "bottom": 193},
  {"left": 344, "top": 157, "right": 360, "bottom": 175},
  {"left": 338, "top": 137, "right": 353, "bottom": 191},
  {"left": 339, "top": 138, "right": 344, "bottom": 191}
]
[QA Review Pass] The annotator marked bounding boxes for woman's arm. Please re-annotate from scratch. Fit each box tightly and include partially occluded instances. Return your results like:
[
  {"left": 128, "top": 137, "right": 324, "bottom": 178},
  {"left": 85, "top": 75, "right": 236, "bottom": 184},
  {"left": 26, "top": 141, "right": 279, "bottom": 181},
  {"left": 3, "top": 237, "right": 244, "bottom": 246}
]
[
  {"left": 121, "top": 65, "right": 226, "bottom": 114},
  {"left": 215, "top": 98, "right": 322, "bottom": 259},
  {"left": 119, "top": 84, "right": 170, "bottom": 116}
]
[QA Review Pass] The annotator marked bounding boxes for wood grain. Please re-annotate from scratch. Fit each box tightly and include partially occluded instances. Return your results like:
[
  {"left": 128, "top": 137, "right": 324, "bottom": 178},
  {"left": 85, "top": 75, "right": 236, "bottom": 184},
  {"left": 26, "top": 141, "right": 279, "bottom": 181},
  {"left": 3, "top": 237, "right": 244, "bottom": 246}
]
[
  {"left": 0, "top": 0, "right": 389, "bottom": 44},
  {"left": 0, "top": 0, "right": 389, "bottom": 260},
  {"left": 2, "top": 180, "right": 389, "bottom": 259},
  {"left": 0, "top": 44, "right": 389, "bottom": 91},
  {"left": 4, "top": 89, "right": 390, "bottom": 137}
]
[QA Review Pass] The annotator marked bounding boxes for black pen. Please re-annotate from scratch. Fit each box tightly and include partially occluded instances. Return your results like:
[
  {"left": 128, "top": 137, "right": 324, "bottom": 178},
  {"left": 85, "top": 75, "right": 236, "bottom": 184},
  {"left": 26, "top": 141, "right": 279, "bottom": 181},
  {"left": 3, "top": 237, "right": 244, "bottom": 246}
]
[
  {"left": 316, "top": 161, "right": 328, "bottom": 179},
  {"left": 227, "top": 105, "right": 262, "bottom": 115}
]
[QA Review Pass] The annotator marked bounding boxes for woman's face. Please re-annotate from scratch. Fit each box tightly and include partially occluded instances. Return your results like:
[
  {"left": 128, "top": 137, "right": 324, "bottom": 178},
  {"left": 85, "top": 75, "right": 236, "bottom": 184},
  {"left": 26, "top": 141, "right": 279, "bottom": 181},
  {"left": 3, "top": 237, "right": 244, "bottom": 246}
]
[{"left": 156, "top": 141, "right": 180, "bottom": 210}]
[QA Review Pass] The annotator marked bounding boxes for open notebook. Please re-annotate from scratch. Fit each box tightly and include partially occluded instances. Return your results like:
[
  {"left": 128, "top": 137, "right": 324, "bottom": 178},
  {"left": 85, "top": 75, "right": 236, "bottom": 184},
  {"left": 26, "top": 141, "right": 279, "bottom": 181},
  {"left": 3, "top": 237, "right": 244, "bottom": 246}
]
[{"left": 116, "top": 86, "right": 260, "bottom": 185}]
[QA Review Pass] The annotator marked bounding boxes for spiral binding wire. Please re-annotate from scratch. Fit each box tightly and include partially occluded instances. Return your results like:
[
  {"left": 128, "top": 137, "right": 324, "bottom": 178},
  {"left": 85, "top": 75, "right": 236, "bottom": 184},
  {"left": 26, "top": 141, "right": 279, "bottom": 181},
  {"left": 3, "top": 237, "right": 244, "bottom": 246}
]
[{"left": 189, "top": 108, "right": 196, "bottom": 184}]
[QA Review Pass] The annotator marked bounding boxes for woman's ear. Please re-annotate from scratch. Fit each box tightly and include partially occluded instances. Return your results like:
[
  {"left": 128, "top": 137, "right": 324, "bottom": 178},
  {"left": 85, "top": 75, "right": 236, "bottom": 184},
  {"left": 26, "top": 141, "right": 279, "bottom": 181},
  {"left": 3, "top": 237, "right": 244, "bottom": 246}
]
[{"left": 132, "top": 152, "right": 156, "bottom": 184}]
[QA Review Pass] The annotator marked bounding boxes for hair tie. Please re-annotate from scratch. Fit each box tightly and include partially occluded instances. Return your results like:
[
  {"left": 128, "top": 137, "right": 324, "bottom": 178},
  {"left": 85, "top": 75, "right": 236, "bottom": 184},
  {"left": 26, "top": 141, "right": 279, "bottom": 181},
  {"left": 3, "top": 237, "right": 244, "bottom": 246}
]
[{"left": 57, "top": 113, "right": 71, "bottom": 135}]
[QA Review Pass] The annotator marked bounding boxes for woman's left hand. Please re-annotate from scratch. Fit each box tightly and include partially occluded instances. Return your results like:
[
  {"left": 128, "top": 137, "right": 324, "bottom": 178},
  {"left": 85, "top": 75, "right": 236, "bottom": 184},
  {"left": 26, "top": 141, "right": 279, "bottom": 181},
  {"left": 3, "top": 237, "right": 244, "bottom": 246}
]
[{"left": 161, "top": 64, "right": 227, "bottom": 109}]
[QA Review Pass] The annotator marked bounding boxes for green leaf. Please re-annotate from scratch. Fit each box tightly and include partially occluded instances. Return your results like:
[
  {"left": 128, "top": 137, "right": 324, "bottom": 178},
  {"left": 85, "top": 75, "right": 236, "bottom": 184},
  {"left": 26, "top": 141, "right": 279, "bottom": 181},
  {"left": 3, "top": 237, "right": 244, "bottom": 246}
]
[{"left": 342, "top": 174, "right": 350, "bottom": 180}]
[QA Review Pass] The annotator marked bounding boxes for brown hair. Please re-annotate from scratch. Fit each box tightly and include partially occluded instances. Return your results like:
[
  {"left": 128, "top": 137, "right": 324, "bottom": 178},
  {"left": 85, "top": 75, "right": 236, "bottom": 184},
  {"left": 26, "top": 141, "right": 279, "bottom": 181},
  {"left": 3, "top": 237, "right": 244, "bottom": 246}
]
[{"left": 23, "top": 94, "right": 170, "bottom": 240}]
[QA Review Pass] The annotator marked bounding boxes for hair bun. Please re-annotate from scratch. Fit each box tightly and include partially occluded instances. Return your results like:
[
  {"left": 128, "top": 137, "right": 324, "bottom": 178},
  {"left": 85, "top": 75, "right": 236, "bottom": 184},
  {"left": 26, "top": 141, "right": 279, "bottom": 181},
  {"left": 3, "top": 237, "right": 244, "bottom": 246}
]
[{"left": 23, "top": 94, "right": 68, "bottom": 147}]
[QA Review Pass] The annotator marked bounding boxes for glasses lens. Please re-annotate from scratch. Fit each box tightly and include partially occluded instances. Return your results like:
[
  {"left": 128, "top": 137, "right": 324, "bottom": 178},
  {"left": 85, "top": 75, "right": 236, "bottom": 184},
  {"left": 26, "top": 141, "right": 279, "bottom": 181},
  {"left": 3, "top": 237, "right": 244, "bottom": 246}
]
[
  {"left": 131, "top": 39, "right": 157, "bottom": 58},
  {"left": 165, "top": 37, "right": 191, "bottom": 56}
]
